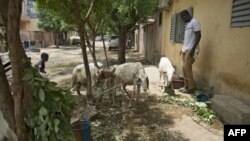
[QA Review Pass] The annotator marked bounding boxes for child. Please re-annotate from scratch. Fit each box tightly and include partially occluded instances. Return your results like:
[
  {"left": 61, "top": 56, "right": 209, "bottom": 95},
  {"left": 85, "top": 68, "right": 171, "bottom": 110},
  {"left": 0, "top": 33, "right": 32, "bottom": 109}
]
[{"left": 35, "top": 53, "right": 49, "bottom": 74}]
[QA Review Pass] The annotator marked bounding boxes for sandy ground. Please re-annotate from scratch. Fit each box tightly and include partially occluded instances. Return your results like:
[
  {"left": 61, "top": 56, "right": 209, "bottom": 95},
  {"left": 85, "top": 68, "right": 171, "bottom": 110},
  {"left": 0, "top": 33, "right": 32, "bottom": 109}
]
[{"left": 27, "top": 45, "right": 223, "bottom": 141}]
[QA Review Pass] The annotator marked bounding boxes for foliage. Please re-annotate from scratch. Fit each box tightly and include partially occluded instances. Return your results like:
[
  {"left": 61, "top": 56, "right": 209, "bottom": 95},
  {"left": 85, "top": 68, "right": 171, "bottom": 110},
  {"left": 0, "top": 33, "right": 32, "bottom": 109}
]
[
  {"left": 110, "top": 0, "right": 159, "bottom": 31},
  {"left": 23, "top": 66, "right": 76, "bottom": 141},
  {"left": 36, "top": 0, "right": 93, "bottom": 24},
  {"left": 37, "top": 9, "right": 75, "bottom": 32},
  {"left": 161, "top": 96, "right": 216, "bottom": 124},
  {"left": 196, "top": 107, "right": 216, "bottom": 125}
]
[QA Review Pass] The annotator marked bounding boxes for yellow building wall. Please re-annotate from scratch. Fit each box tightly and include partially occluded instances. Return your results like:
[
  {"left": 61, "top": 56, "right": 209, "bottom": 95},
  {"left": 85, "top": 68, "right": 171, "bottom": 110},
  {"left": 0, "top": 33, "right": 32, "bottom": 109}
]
[
  {"left": 162, "top": 0, "right": 250, "bottom": 104},
  {"left": 20, "top": 19, "right": 40, "bottom": 32}
]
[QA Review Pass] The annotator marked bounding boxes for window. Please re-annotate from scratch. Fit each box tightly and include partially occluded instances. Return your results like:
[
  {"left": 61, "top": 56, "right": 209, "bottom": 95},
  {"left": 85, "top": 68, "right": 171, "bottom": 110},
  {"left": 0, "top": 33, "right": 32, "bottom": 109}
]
[
  {"left": 170, "top": 7, "right": 193, "bottom": 43},
  {"left": 231, "top": 0, "right": 250, "bottom": 27}
]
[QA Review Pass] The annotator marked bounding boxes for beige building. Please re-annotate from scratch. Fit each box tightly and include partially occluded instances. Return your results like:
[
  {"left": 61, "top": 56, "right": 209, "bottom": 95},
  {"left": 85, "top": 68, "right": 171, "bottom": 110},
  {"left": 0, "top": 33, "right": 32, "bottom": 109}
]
[
  {"left": 138, "top": 0, "right": 250, "bottom": 105},
  {"left": 20, "top": 0, "right": 56, "bottom": 48}
]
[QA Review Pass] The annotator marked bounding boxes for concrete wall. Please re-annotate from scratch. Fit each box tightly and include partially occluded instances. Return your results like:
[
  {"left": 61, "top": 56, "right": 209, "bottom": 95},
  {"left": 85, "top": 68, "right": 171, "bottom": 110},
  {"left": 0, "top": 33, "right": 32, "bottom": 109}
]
[
  {"left": 20, "top": 19, "right": 40, "bottom": 31},
  {"left": 142, "top": 11, "right": 164, "bottom": 65},
  {"left": 161, "top": 0, "right": 250, "bottom": 104}
]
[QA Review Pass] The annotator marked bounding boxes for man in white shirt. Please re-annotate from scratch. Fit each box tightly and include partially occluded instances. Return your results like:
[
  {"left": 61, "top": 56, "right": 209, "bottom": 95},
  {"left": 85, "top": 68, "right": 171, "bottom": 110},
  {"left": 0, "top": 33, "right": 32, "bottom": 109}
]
[{"left": 179, "top": 10, "right": 201, "bottom": 93}]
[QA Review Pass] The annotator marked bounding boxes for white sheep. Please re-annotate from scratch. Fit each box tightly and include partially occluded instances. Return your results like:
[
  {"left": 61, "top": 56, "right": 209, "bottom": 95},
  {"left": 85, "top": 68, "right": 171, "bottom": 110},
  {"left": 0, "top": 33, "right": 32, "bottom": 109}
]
[
  {"left": 0, "top": 111, "right": 18, "bottom": 141},
  {"left": 70, "top": 63, "right": 114, "bottom": 95},
  {"left": 158, "top": 57, "right": 175, "bottom": 92},
  {"left": 110, "top": 62, "right": 149, "bottom": 107}
]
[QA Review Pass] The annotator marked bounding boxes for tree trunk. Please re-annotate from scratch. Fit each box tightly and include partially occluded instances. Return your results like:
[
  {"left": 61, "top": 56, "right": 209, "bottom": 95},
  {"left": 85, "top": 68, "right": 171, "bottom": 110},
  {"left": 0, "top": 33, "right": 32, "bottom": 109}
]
[
  {"left": 0, "top": 0, "right": 9, "bottom": 51},
  {"left": 118, "top": 29, "right": 127, "bottom": 64},
  {"left": 65, "top": 32, "right": 68, "bottom": 45},
  {"left": 101, "top": 33, "right": 109, "bottom": 67},
  {"left": 7, "top": 0, "right": 30, "bottom": 140},
  {"left": 91, "top": 32, "right": 99, "bottom": 68},
  {"left": 71, "top": 0, "right": 93, "bottom": 102},
  {"left": 85, "top": 31, "right": 99, "bottom": 68},
  {"left": 53, "top": 32, "right": 59, "bottom": 48},
  {"left": 0, "top": 59, "right": 15, "bottom": 132}
]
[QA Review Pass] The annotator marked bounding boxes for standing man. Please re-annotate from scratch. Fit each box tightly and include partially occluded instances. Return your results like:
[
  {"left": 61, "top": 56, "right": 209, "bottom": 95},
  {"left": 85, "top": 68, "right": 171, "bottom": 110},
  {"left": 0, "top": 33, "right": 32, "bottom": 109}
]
[{"left": 179, "top": 10, "right": 201, "bottom": 93}]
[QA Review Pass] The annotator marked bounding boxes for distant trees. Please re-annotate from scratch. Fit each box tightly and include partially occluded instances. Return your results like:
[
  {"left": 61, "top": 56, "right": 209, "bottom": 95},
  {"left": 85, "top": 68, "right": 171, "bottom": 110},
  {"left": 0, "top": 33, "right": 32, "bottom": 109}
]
[
  {"left": 36, "top": 0, "right": 100, "bottom": 102},
  {"left": 109, "top": 0, "right": 158, "bottom": 63},
  {"left": 37, "top": 9, "right": 75, "bottom": 48}
]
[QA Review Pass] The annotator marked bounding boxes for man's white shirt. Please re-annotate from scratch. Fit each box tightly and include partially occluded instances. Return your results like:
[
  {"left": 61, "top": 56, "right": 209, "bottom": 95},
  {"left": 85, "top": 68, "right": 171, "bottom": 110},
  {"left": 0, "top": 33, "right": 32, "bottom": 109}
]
[{"left": 182, "top": 18, "right": 201, "bottom": 53}]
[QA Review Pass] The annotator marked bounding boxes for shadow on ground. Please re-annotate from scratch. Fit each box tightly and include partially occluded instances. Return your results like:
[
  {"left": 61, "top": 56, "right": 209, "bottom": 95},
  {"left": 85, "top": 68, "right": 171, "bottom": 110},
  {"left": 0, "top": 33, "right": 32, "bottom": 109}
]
[
  {"left": 69, "top": 89, "right": 189, "bottom": 141},
  {"left": 122, "top": 94, "right": 189, "bottom": 141}
]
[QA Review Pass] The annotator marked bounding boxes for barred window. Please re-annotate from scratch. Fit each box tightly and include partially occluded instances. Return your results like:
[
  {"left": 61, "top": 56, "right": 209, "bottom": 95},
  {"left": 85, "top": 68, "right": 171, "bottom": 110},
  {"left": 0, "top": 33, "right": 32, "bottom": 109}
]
[
  {"left": 231, "top": 0, "right": 250, "bottom": 27},
  {"left": 170, "top": 7, "right": 193, "bottom": 43}
]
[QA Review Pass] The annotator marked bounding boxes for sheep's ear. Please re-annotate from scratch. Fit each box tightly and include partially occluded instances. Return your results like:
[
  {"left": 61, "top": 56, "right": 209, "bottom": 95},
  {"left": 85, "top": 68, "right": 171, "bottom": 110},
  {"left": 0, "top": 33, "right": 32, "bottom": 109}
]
[
  {"left": 136, "top": 74, "right": 142, "bottom": 82},
  {"left": 109, "top": 66, "right": 116, "bottom": 73}
]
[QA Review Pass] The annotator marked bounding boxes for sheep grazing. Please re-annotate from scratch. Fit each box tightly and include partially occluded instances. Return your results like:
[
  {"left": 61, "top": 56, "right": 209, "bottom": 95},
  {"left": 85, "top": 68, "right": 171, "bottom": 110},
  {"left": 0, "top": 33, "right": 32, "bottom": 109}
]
[
  {"left": 99, "top": 65, "right": 117, "bottom": 105},
  {"left": 158, "top": 57, "right": 175, "bottom": 92},
  {"left": 111, "top": 62, "right": 149, "bottom": 107},
  {"left": 0, "top": 111, "right": 18, "bottom": 141},
  {"left": 70, "top": 63, "right": 114, "bottom": 95}
]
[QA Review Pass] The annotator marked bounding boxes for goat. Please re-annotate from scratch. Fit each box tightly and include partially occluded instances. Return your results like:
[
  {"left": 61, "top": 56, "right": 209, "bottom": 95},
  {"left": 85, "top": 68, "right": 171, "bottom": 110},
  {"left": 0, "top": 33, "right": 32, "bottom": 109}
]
[
  {"left": 0, "top": 111, "right": 18, "bottom": 141},
  {"left": 70, "top": 63, "right": 114, "bottom": 95},
  {"left": 158, "top": 57, "right": 175, "bottom": 92},
  {"left": 109, "top": 62, "right": 149, "bottom": 107}
]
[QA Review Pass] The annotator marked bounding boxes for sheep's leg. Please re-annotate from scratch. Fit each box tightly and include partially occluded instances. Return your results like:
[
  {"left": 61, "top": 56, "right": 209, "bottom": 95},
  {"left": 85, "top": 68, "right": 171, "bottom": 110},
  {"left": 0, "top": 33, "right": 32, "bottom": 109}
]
[
  {"left": 136, "top": 84, "right": 141, "bottom": 102},
  {"left": 122, "top": 84, "right": 131, "bottom": 98},
  {"left": 160, "top": 74, "right": 165, "bottom": 92},
  {"left": 108, "top": 92, "right": 112, "bottom": 104},
  {"left": 111, "top": 89, "right": 117, "bottom": 106},
  {"left": 159, "top": 72, "right": 162, "bottom": 86},
  {"left": 128, "top": 82, "right": 136, "bottom": 108},
  {"left": 170, "top": 81, "right": 175, "bottom": 94},
  {"left": 70, "top": 75, "right": 77, "bottom": 91},
  {"left": 76, "top": 82, "right": 81, "bottom": 95},
  {"left": 165, "top": 75, "right": 168, "bottom": 92},
  {"left": 99, "top": 86, "right": 105, "bottom": 103}
]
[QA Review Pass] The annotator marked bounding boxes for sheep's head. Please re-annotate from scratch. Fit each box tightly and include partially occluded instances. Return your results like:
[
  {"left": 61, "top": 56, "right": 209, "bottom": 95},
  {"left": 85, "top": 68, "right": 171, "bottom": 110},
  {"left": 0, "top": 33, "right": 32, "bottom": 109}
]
[
  {"left": 136, "top": 69, "right": 149, "bottom": 92},
  {"left": 95, "top": 67, "right": 115, "bottom": 85}
]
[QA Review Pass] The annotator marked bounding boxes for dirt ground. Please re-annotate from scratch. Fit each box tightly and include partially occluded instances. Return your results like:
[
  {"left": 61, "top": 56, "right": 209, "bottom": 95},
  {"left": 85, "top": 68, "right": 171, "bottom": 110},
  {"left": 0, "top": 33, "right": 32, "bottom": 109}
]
[{"left": 27, "top": 45, "right": 224, "bottom": 141}]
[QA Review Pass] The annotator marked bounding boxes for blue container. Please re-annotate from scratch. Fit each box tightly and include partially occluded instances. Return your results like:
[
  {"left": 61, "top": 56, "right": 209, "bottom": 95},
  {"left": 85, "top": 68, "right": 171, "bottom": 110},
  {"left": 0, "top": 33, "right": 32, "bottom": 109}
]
[
  {"left": 196, "top": 94, "right": 209, "bottom": 102},
  {"left": 23, "top": 40, "right": 30, "bottom": 48},
  {"left": 72, "top": 120, "right": 91, "bottom": 141}
]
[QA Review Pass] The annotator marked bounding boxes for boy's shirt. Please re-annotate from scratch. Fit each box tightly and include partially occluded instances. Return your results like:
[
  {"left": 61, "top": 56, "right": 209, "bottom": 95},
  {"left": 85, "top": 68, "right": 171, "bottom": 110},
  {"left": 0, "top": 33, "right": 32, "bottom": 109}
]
[{"left": 35, "top": 60, "right": 46, "bottom": 73}]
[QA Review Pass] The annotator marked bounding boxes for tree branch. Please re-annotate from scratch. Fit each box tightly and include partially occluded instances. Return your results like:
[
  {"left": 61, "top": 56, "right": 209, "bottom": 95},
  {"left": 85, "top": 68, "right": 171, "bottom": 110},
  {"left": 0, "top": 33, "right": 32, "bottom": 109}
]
[
  {"left": 86, "top": 20, "right": 94, "bottom": 32},
  {"left": 95, "top": 20, "right": 102, "bottom": 33},
  {"left": 85, "top": 0, "right": 95, "bottom": 20}
]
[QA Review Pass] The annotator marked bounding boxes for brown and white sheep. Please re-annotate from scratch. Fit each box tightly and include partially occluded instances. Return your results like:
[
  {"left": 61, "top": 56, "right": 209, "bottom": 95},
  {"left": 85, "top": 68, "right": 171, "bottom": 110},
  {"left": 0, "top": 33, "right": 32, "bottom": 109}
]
[{"left": 70, "top": 63, "right": 114, "bottom": 95}]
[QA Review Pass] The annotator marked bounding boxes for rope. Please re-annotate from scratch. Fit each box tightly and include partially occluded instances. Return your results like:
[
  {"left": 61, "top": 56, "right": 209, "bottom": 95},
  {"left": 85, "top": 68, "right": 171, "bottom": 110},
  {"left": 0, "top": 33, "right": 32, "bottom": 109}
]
[{"left": 100, "top": 82, "right": 123, "bottom": 95}]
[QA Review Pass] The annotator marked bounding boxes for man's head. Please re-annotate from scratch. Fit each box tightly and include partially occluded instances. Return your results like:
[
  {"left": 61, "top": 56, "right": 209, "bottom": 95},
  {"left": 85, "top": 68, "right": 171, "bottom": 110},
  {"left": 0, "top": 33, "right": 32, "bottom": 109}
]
[
  {"left": 41, "top": 53, "right": 49, "bottom": 62},
  {"left": 180, "top": 10, "right": 192, "bottom": 23}
]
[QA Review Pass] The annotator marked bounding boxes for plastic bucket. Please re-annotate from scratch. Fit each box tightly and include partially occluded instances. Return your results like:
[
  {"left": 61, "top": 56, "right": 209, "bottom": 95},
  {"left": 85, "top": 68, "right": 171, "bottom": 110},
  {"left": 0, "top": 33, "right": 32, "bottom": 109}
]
[{"left": 72, "top": 120, "right": 91, "bottom": 141}]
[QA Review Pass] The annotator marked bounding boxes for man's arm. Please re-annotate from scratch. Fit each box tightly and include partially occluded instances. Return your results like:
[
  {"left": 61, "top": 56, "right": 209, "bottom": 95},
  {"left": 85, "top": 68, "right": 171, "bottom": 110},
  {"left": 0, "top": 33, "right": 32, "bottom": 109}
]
[{"left": 190, "top": 31, "right": 201, "bottom": 57}]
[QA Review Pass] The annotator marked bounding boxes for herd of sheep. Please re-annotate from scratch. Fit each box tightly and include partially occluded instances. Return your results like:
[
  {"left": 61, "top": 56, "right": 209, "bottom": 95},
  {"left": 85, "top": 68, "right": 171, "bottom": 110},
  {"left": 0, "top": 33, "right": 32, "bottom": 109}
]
[
  {"left": 71, "top": 62, "right": 149, "bottom": 108},
  {"left": 0, "top": 57, "right": 175, "bottom": 140},
  {"left": 70, "top": 57, "right": 175, "bottom": 108}
]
